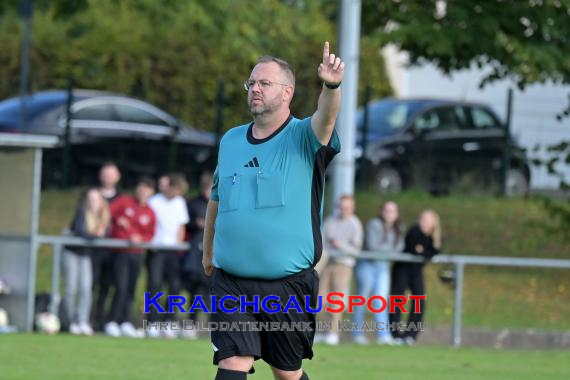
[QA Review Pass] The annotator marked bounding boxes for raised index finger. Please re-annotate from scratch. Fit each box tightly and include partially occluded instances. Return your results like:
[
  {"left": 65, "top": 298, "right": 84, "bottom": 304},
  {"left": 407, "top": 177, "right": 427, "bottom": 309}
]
[{"left": 323, "top": 41, "right": 329, "bottom": 62}]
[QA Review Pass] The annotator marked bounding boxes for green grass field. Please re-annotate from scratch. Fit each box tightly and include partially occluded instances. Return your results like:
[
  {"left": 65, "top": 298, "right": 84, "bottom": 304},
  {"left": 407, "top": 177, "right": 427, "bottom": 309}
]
[
  {"left": 2, "top": 334, "right": 569, "bottom": 380},
  {"left": 36, "top": 189, "right": 570, "bottom": 331}
]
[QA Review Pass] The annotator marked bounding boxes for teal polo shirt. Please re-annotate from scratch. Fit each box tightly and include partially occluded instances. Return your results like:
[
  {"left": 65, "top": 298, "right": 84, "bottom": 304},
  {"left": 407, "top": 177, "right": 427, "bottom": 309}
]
[{"left": 211, "top": 115, "right": 340, "bottom": 279}]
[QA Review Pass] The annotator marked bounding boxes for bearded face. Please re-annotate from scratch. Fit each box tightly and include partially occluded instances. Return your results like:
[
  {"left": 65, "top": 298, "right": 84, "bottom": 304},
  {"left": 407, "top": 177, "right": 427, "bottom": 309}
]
[
  {"left": 248, "top": 88, "right": 282, "bottom": 116},
  {"left": 246, "top": 62, "right": 292, "bottom": 117}
]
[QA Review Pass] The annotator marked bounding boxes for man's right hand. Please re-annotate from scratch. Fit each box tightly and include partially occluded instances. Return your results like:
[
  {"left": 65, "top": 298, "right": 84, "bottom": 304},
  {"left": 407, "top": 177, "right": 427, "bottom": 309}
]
[
  {"left": 202, "top": 200, "right": 218, "bottom": 277},
  {"left": 130, "top": 234, "right": 143, "bottom": 244},
  {"left": 202, "top": 253, "right": 214, "bottom": 276}
]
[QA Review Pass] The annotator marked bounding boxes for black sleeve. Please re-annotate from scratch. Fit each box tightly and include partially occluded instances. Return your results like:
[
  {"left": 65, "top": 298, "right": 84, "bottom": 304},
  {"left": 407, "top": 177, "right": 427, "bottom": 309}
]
[
  {"left": 422, "top": 238, "right": 440, "bottom": 260},
  {"left": 70, "top": 209, "right": 97, "bottom": 239},
  {"left": 403, "top": 225, "right": 439, "bottom": 260},
  {"left": 186, "top": 198, "right": 199, "bottom": 234},
  {"left": 403, "top": 230, "right": 413, "bottom": 254},
  {"left": 402, "top": 225, "right": 420, "bottom": 254}
]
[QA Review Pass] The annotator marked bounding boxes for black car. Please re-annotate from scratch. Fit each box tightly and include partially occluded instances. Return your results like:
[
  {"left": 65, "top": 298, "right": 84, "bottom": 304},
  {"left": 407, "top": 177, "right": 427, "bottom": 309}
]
[
  {"left": 357, "top": 98, "right": 530, "bottom": 196},
  {"left": 0, "top": 90, "right": 216, "bottom": 185}
]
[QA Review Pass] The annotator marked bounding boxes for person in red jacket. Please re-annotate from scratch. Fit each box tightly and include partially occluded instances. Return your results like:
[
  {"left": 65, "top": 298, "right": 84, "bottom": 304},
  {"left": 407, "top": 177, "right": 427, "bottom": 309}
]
[{"left": 105, "top": 177, "right": 157, "bottom": 338}]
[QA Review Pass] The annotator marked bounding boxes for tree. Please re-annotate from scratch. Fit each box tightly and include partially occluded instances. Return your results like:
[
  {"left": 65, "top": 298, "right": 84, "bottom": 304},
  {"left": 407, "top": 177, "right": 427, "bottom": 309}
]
[
  {"left": 361, "top": 0, "right": 569, "bottom": 114},
  {"left": 0, "top": 0, "right": 392, "bottom": 133},
  {"left": 340, "top": 0, "right": 568, "bottom": 187},
  {"left": 351, "top": 0, "right": 569, "bottom": 224}
]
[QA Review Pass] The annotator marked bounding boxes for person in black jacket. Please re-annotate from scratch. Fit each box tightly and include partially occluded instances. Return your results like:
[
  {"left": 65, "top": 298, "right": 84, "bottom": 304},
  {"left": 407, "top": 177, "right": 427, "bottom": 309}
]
[
  {"left": 63, "top": 188, "right": 110, "bottom": 336},
  {"left": 180, "top": 172, "right": 213, "bottom": 339},
  {"left": 390, "top": 209, "right": 442, "bottom": 345},
  {"left": 91, "top": 162, "right": 122, "bottom": 331}
]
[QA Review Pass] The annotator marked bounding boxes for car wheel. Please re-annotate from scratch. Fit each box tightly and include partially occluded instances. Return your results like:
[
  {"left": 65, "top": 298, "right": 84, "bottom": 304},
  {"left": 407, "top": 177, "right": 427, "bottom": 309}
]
[
  {"left": 373, "top": 167, "right": 403, "bottom": 193},
  {"left": 506, "top": 168, "right": 529, "bottom": 197}
]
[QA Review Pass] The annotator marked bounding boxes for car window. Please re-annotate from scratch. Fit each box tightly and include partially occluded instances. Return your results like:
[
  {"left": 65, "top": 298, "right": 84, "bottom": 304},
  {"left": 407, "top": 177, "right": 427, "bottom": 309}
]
[
  {"left": 358, "top": 101, "right": 421, "bottom": 137},
  {"left": 414, "top": 110, "right": 439, "bottom": 131},
  {"left": 470, "top": 107, "right": 500, "bottom": 129},
  {"left": 114, "top": 104, "right": 170, "bottom": 126},
  {"left": 73, "top": 104, "right": 115, "bottom": 121},
  {"left": 414, "top": 106, "right": 467, "bottom": 132},
  {"left": 385, "top": 104, "right": 408, "bottom": 130}
]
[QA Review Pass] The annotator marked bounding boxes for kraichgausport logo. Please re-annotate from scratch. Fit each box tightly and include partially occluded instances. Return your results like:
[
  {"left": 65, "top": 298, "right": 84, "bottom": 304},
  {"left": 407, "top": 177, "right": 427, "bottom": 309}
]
[{"left": 144, "top": 292, "right": 427, "bottom": 314}]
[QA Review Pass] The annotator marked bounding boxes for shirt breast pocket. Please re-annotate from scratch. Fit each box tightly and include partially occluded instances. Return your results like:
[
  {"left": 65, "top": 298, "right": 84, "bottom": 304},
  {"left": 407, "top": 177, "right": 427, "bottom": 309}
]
[
  {"left": 219, "top": 175, "right": 241, "bottom": 212},
  {"left": 256, "top": 172, "right": 285, "bottom": 209}
]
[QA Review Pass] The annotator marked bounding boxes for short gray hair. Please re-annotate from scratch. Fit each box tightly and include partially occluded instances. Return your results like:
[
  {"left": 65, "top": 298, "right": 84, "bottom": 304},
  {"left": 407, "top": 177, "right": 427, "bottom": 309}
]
[{"left": 257, "top": 56, "right": 295, "bottom": 87}]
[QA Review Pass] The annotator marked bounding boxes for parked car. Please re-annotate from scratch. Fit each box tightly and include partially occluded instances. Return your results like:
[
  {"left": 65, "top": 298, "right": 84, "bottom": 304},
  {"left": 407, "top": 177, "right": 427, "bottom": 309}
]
[
  {"left": 356, "top": 98, "right": 530, "bottom": 196},
  {"left": 0, "top": 90, "right": 216, "bottom": 186}
]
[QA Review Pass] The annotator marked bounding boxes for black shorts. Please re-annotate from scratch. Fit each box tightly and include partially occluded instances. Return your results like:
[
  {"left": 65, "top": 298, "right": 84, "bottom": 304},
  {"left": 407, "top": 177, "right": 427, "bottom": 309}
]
[{"left": 210, "top": 267, "right": 319, "bottom": 371}]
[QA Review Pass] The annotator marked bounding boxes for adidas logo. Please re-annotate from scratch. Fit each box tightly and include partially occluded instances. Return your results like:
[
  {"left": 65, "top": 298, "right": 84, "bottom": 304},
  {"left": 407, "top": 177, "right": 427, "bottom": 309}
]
[{"left": 244, "top": 157, "right": 260, "bottom": 168}]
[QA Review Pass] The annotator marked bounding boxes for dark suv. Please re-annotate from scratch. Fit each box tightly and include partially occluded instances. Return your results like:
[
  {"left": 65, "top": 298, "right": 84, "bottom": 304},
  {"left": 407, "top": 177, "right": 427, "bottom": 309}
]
[{"left": 357, "top": 98, "right": 530, "bottom": 195}]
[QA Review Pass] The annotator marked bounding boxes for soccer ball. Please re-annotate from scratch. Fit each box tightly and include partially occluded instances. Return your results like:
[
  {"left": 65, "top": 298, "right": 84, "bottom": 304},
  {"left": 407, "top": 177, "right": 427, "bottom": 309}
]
[{"left": 35, "top": 312, "right": 61, "bottom": 335}]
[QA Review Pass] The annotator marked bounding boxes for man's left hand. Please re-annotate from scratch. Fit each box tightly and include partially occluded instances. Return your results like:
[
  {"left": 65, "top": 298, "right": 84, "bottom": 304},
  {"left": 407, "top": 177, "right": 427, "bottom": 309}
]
[{"left": 318, "top": 41, "right": 345, "bottom": 86}]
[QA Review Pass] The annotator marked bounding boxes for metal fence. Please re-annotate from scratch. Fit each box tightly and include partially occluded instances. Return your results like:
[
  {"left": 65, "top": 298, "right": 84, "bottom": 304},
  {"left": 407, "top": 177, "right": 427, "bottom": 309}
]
[
  {"left": 37, "top": 235, "right": 570, "bottom": 347},
  {"left": 37, "top": 235, "right": 189, "bottom": 319}
]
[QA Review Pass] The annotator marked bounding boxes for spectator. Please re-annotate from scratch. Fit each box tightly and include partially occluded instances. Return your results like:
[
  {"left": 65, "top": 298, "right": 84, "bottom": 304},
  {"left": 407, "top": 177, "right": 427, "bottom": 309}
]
[
  {"left": 147, "top": 173, "right": 190, "bottom": 338},
  {"left": 390, "top": 209, "right": 442, "bottom": 345},
  {"left": 64, "top": 188, "right": 110, "bottom": 336},
  {"left": 158, "top": 175, "right": 170, "bottom": 195},
  {"left": 105, "top": 177, "right": 157, "bottom": 338},
  {"left": 316, "top": 194, "right": 363, "bottom": 345},
  {"left": 181, "top": 172, "right": 213, "bottom": 339},
  {"left": 353, "top": 201, "right": 404, "bottom": 345},
  {"left": 185, "top": 172, "right": 211, "bottom": 239},
  {"left": 98, "top": 162, "right": 122, "bottom": 202},
  {"left": 92, "top": 162, "right": 122, "bottom": 331}
]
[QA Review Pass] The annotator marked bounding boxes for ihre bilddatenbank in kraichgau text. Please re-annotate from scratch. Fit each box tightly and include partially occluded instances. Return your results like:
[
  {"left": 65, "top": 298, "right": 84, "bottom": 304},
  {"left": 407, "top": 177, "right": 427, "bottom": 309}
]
[
  {"left": 143, "top": 319, "right": 427, "bottom": 333},
  {"left": 144, "top": 291, "right": 427, "bottom": 332}
]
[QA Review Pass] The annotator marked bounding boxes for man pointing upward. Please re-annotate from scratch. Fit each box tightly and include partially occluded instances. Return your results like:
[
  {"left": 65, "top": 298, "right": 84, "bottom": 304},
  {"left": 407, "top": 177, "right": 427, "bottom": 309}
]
[{"left": 203, "top": 41, "right": 344, "bottom": 380}]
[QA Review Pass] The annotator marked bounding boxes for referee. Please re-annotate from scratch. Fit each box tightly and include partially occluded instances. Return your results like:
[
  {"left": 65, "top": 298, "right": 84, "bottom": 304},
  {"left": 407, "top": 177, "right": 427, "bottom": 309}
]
[{"left": 203, "top": 41, "right": 344, "bottom": 380}]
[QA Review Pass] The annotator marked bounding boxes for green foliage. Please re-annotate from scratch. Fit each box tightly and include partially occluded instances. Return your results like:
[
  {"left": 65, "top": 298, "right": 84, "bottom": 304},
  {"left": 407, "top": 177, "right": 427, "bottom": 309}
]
[
  {"left": 351, "top": 0, "right": 570, "bottom": 202},
  {"left": 361, "top": 1, "right": 570, "bottom": 92},
  {"left": 528, "top": 139, "right": 570, "bottom": 193},
  {"left": 0, "top": 0, "right": 392, "bottom": 131}
]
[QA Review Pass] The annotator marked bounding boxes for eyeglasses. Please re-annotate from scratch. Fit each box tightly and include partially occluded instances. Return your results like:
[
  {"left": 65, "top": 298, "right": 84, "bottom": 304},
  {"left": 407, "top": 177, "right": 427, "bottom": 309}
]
[{"left": 243, "top": 79, "right": 290, "bottom": 91}]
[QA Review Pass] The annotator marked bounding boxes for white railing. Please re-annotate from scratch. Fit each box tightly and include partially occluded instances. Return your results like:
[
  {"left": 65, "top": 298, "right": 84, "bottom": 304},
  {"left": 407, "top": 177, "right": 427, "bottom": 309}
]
[{"left": 37, "top": 235, "right": 570, "bottom": 346}]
